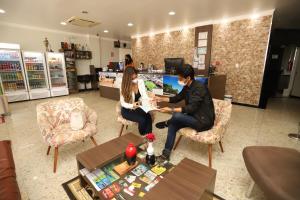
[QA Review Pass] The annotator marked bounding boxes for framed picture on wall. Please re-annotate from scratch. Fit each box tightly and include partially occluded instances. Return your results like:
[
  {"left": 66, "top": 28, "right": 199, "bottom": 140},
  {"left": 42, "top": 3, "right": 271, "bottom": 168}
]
[
  {"left": 197, "top": 47, "right": 207, "bottom": 55},
  {"left": 198, "top": 55, "right": 205, "bottom": 64},
  {"left": 198, "top": 32, "right": 208, "bottom": 39},
  {"left": 198, "top": 39, "right": 207, "bottom": 47}
]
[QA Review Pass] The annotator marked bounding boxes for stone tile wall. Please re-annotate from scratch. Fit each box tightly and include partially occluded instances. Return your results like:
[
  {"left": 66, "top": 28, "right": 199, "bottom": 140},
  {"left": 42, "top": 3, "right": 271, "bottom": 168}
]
[
  {"left": 131, "top": 15, "right": 272, "bottom": 106},
  {"left": 211, "top": 15, "right": 272, "bottom": 105},
  {"left": 132, "top": 28, "right": 195, "bottom": 68}
]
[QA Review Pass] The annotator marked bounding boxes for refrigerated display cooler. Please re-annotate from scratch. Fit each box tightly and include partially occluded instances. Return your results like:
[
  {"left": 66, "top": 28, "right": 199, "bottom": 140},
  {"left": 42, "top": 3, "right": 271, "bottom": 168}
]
[
  {"left": 0, "top": 43, "right": 29, "bottom": 102},
  {"left": 22, "top": 51, "right": 50, "bottom": 99},
  {"left": 45, "top": 52, "right": 69, "bottom": 97}
]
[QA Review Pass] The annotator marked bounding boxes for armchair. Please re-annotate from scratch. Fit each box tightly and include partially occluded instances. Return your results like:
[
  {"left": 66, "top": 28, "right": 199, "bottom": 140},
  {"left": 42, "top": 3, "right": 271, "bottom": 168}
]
[
  {"left": 37, "top": 98, "right": 98, "bottom": 173},
  {"left": 173, "top": 99, "right": 232, "bottom": 168}
]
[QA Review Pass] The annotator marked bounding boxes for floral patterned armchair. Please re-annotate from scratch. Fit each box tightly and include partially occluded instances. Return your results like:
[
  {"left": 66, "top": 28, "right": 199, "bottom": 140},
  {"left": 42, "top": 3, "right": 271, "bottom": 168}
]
[
  {"left": 116, "top": 102, "right": 155, "bottom": 137},
  {"left": 173, "top": 99, "right": 232, "bottom": 168},
  {"left": 36, "top": 98, "right": 98, "bottom": 173}
]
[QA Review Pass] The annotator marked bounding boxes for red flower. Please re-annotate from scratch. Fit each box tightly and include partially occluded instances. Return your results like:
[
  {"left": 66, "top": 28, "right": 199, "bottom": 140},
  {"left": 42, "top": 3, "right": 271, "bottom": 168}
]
[{"left": 145, "top": 133, "right": 156, "bottom": 142}]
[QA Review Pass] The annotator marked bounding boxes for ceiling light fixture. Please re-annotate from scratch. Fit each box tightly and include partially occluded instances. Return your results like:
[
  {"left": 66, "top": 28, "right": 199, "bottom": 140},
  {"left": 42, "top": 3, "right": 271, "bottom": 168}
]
[
  {"left": 128, "top": 23, "right": 134, "bottom": 27},
  {"left": 104, "top": 30, "right": 109, "bottom": 33},
  {"left": 60, "top": 22, "right": 67, "bottom": 26},
  {"left": 82, "top": 10, "right": 88, "bottom": 14},
  {"left": 251, "top": 13, "right": 259, "bottom": 20},
  {"left": 0, "top": 9, "right": 6, "bottom": 14},
  {"left": 168, "top": 11, "right": 176, "bottom": 16},
  {"left": 221, "top": 18, "right": 229, "bottom": 24}
]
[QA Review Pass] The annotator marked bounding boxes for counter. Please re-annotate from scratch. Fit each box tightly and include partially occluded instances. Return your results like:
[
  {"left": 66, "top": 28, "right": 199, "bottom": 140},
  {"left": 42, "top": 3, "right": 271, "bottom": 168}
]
[{"left": 98, "top": 71, "right": 226, "bottom": 101}]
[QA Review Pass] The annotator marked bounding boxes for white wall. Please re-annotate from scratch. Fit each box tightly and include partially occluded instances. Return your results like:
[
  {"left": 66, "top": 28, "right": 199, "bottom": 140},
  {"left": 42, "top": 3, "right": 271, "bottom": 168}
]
[
  {"left": 100, "top": 38, "right": 131, "bottom": 68},
  {"left": 0, "top": 23, "right": 131, "bottom": 89},
  {"left": 0, "top": 23, "right": 102, "bottom": 89}
]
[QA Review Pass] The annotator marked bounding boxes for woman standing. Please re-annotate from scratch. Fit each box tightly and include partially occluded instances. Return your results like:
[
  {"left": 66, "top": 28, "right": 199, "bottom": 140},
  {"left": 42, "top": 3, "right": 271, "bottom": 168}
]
[
  {"left": 125, "top": 54, "right": 134, "bottom": 68},
  {"left": 120, "top": 67, "right": 152, "bottom": 135}
]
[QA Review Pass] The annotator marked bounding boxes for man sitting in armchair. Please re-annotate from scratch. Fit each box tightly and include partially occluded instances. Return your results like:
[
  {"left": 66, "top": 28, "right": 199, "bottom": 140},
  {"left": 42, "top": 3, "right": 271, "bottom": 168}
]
[{"left": 155, "top": 64, "right": 215, "bottom": 161}]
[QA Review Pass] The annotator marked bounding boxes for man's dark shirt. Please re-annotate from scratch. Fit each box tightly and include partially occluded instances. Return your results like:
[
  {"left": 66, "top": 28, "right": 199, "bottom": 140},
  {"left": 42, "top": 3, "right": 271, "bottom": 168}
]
[{"left": 169, "top": 80, "right": 215, "bottom": 131}]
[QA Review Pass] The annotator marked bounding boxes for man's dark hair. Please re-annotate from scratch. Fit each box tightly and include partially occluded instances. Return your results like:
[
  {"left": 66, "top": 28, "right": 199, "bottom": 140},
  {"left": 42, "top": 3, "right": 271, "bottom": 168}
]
[{"left": 177, "top": 64, "right": 195, "bottom": 79}]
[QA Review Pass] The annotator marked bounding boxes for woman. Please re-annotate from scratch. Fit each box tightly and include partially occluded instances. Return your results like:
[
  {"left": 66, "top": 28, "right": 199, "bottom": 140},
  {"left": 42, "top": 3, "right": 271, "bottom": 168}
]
[
  {"left": 125, "top": 54, "right": 134, "bottom": 68},
  {"left": 120, "top": 67, "right": 152, "bottom": 135}
]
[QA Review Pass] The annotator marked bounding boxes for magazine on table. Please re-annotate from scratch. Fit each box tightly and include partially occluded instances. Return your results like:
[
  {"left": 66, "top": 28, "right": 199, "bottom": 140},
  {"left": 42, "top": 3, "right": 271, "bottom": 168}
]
[{"left": 139, "top": 98, "right": 159, "bottom": 113}]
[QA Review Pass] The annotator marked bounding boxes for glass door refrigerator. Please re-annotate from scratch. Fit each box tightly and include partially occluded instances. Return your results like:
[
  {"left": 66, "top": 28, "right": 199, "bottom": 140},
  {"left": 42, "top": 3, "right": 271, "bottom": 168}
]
[
  {"left": 45, "top": 52, "right": 69, "bottom": 97},
  {"left": 22, "top": 51, "right": 50, "bottom": 99},
  {"left": 0, "top": 43, "right": 29, "bottom": 102}
]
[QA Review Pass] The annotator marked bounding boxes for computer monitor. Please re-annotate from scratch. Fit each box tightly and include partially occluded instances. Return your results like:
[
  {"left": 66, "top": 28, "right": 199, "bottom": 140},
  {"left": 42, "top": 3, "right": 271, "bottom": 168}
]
[
  {"left": 164, "top": 58, "right": 184, "bottom": 74},
  {"left": 163, "top": 75, "right": 208, "bottom": 96}
]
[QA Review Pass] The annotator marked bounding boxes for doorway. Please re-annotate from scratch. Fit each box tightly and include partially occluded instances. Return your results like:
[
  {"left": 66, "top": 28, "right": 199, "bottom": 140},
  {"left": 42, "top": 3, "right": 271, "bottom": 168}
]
[{"left": 259, "top": 29, "right": 300, "bottom": 108}]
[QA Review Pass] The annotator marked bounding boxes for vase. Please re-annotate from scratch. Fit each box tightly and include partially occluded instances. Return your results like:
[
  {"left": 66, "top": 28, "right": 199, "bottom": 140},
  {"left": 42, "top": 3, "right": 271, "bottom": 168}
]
[{"left": 146, "top": 142, "right": 156, "bottom": 165}]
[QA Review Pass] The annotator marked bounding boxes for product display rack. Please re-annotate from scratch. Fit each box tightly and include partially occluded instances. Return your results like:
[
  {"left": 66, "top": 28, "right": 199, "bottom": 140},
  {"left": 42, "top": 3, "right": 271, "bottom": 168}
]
[
  {"left": 62, "top": 49, "right": 79, "bottom": 94},
  {"left": 22, "top": 51, "right": 51, "bottom": 99},
  {"left": 45, "top": 52, "right": 69, "bottom": 97},
  {"left": 0, "top": 49, "right": 29, "bottom": 102}
]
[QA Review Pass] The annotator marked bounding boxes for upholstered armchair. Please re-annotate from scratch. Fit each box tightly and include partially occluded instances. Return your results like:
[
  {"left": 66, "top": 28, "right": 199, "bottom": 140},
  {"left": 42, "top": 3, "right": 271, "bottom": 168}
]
[
  {"left": 36, "top": 98, "right": 98, "bottom": 173},
  {"left": 173, "top": 99, "right": 232, "bottom": 168},
  {"left": 116, "top": 102, "right": 155, "bottom": 137}
]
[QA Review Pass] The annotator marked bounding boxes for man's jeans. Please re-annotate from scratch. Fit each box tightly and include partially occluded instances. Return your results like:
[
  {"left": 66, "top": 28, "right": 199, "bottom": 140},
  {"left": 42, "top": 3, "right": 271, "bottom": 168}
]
[{"left": 162, "top": 112, "right": 203, "bottom": 157}]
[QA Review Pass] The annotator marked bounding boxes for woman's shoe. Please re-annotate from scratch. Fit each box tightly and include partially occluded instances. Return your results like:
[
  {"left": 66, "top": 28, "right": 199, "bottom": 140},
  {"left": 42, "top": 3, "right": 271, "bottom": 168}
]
[{"left": 155, "top": 121, "right": 168, "bottom": 129}]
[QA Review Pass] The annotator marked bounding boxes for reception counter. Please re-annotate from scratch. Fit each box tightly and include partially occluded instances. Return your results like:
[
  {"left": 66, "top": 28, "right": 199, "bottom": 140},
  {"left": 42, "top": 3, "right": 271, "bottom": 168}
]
[{"left": 98, "top": 71, "right": 226, "bottom": 102}]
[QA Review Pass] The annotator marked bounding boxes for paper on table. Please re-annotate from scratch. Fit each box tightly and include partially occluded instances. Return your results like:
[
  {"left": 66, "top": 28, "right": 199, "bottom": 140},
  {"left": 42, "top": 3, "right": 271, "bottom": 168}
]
[{"left": 139, "top": 98, "right": 158, "bottom": 113}]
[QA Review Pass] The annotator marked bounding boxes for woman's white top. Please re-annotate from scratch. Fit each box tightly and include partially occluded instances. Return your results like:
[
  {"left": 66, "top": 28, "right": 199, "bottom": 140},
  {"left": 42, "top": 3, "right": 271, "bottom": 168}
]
[{"left": 120, "top": 79, "right": 149, "bottom": 109}]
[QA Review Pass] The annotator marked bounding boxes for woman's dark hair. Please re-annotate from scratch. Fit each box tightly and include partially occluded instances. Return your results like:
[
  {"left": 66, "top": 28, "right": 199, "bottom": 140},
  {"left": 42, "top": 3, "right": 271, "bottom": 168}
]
[
  {"left": 121, "top": 66, "right": 138, "bottom": 103},
  {"left": 125, "top": 54, "right": 133, "bottom": 66},
  {"left": 177, "top": 64, "right": 195, "bottom": 79}
]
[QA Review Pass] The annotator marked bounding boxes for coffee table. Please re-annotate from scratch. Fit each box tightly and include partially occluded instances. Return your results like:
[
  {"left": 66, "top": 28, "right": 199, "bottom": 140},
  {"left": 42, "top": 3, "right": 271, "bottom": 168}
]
[{"left": 76, "top": 133, "right": 217, "bottom": 200}]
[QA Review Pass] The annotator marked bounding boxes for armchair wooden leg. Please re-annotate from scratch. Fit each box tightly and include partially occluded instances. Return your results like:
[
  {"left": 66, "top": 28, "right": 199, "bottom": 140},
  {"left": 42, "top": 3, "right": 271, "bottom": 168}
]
[
  {"left": 46, "top": 146, "right": 51, "bottom": 155},
  {"left": 90, "top": 136, "right": 98, "bottom": 146},
  {"left": 126, "top": 125, "right": 128, "bottom": 130},
  {"left": 173, "top": 135, "right": 183, "bottom": 150},
  {"left": 119, "top": 124, "right": 125, "bottom": 137},
  {"left": 208, "top": 144, "right": 212, "bottom": 168},
  {"left": 53, "top": 147, "right": 58, "bottom": 173},
  {"left": 219, "top": 141, "right": 224, "bottom": 153}
]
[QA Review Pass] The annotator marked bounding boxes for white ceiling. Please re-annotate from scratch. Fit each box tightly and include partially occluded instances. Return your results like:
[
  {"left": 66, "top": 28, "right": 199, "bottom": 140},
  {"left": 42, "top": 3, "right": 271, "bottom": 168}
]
[{"left": 0, "top": 0, "right": 294, "bottom": 40}]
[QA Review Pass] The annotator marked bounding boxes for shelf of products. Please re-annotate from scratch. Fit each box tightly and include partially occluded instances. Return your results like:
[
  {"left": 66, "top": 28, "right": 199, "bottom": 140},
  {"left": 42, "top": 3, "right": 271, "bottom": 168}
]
[
  {"left": 61, "top": 48, "right": 78, "bottom": 93},
  {"left": 75, "top": 51, "right": 92, "bottom": 60},
  {"left": 23, "top": 54, "right": 48, "bottom": 90},
  {"left": 47, "top": 55, "right": 67, "bottom": 88},
  {"left": 0, "top": 60, "right": 26, "bottom": 92}
]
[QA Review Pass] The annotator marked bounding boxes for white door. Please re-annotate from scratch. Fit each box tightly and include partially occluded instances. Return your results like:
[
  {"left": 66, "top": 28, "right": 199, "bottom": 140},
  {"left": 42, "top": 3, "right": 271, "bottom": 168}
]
[{"left": 291, "top": 49, "right": 300, "bottom": 97}]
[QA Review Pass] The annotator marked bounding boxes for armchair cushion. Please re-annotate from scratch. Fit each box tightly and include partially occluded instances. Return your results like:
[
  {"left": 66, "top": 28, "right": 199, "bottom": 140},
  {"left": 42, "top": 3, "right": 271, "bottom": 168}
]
[
  {"left": 50, "top": 123, "right": 97, "bottom": 146},
  {"left": 70, "top": 109, "right": 86, "bottom": 131},
  {"left": 179, "top": 99, "right": 232, "bottom": 144}
]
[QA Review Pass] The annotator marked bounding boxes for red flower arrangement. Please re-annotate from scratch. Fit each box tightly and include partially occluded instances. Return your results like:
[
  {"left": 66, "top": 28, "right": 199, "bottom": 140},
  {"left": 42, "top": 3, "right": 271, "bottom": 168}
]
[{"left": 145, "top": 133, "right": 156, "bottom": 142}]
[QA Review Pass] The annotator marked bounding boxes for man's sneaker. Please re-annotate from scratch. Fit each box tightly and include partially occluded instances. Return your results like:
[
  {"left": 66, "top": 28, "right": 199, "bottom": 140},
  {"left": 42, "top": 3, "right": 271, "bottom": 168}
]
[{"left": 156, "top": 154, "right": 170, "bottom": 163}]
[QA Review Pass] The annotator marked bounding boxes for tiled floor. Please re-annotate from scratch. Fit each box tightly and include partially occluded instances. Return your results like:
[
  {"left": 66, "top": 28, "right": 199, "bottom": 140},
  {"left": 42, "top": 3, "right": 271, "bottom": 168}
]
[{"left": 0, "top": 92, "right": 299, "bottom": 200}]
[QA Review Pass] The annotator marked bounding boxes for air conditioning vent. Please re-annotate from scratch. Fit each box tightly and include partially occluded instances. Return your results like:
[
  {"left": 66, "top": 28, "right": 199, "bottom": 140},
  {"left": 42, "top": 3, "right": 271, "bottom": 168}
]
[{"left": 67, "top": 16, "right": 100, "bottom": 27}]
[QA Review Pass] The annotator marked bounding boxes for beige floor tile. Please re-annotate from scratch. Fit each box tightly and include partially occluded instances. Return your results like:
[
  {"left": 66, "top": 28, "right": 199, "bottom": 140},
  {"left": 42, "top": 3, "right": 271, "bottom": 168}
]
[{"left": 0, "top": 91, "right": 299, "bottom": 200}]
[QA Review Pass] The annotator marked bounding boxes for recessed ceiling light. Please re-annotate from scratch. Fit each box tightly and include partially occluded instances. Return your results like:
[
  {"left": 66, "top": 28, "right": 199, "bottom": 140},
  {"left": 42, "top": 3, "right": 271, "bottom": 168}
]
[
  {"left": 82, "top": 10, "right": 88, "bottom": 14},
  {"left": 251, "top": 13, "right": 259, "bottom": 20},
  {"left": 128, "top": 23, "right": 134, "bottom": 27},
  {"left": 168, "top": 11, "right": 176, "bottom": 16},
  {"left": 0, "top": 9, "right": 6, "bottom": 14},
  {"left": 60, "top": 22, "right": 67, "bottom": 26},
  {"left": 104, "top": 30, "right": 109, "bottom": 33}
]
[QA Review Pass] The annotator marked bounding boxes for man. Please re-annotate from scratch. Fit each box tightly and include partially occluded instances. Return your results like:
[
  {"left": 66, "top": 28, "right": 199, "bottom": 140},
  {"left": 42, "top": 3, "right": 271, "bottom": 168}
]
[{"left": 155, "top": 64, "right": 215, "bottom": 160}]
